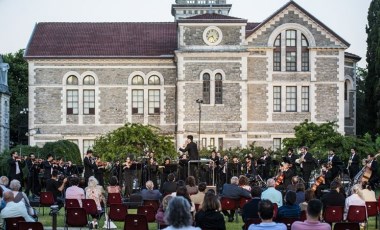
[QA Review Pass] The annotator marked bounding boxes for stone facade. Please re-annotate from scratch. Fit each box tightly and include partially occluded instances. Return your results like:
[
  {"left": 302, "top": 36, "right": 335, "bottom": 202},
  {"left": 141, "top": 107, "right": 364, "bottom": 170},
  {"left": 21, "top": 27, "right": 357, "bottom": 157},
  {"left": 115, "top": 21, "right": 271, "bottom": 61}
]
[{"left": 0, "top": 59, "right": 10, "bottom": 153}]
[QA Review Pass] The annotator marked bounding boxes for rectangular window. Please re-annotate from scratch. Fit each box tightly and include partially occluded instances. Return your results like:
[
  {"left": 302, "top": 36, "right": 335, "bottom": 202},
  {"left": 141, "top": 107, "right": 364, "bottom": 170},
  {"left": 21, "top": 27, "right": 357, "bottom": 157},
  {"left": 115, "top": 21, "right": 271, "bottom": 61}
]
[
  {"left": 210, "top": 138, "right": 215, "bottom": 147},
  {"left": 148, "top": 90, "right": 160, "bottom": 114},
  {"left": 286, "top": 30, "right": 296, "bottom": 47},
  {"left": 301, "top": 86, "right": 309, "bottom": 112},
  {"left": 273, "top": 86, "right": 281, "bottom": 112},
  {"left": 83, "top": 90, "right": 95, "bottom": 115},
  {"left": 203, "top": 78, "right": 210, "bottom": 104},
  {"left": 301, "top": 51, "right": 309, "bottom": 71},
  {"left": 83, "top": 139, "right": 95, "bottom": 155},
  {"left": 66, "top": 90, "right": 78, "bottom": 115},
  {"left": 202, "top": 138, "right": 207, "bottom": 149},
  {"left": 218, "top": 137, "right": 223, "bottom": 150},
  {"left": 215, "top": 79, "right": 223, "bottom": 104},
  {"left": 132, "top": 89, "right": 144, "bottom": 114},
  {"left": 286, "top": 51, "right": 297, "bottom": 71},
  {"left": 273, "top": 138, "right": 281, "bottom": 151},
  {"left": 286, "top": 86, "right": 297, "bottom": 112},
  {"left": 273, "top": 52, "right": 281, "bottom": 71}
]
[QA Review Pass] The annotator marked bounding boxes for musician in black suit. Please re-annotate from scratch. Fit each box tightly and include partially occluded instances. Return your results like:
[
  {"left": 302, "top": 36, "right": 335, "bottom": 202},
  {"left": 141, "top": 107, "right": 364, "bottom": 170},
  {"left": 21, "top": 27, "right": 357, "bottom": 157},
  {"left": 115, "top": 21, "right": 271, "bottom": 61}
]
[
  {"left": 7, "top": 151, "right": 25, "bottom": 187},
  {"left": 83, "top": 150, "right": 96, "bottom": 185},
  {"left": 367, "top": 153, "right": 378, "bottom": 189},
  {"left": 261, "top": 150, "right": 271, "bottom": 180},
  {"left": 299, "top": 146, "right": 315, "bottom": 189},
  {"left": 179, "top": 135, "right": 199, "bottom": 180},
  {"left": 348, "top": 147, "right": 360, "bottom": 180},
  {"left": 329, "top": 149, "right": 342, "bottom": 180}
]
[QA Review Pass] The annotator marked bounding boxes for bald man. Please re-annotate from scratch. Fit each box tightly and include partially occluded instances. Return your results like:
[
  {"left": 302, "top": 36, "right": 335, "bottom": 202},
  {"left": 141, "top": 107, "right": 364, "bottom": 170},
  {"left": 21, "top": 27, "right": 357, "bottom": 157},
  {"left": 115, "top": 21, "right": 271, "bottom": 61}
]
[{"left": 0, "top": 191, "right": 35, "bottom": 222}]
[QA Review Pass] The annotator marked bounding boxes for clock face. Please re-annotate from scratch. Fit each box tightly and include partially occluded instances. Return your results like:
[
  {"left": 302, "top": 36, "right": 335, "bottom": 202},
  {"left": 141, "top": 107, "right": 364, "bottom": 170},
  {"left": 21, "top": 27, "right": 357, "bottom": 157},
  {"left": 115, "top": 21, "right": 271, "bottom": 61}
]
[
  {"left": 206, "top": 29, "right": 220, "bottom": 43},
  {"left": 203, "top": 26, "right": 222, "bottom": 46}
]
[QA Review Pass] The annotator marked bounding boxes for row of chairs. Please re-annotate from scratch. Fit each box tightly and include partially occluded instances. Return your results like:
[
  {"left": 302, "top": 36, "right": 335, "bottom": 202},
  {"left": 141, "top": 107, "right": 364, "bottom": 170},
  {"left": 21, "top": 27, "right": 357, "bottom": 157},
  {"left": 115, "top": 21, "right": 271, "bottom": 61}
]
[{"left": 3, "top": 217, "right": 44, "bottom": 230}]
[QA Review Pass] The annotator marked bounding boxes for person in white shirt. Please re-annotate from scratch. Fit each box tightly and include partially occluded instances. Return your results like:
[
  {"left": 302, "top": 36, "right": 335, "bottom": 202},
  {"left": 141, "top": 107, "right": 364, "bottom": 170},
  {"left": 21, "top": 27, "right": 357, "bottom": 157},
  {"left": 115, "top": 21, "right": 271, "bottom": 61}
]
[
  {"left": 0, "top": 191, "right": 35, "bottom": 222},
  {"left": 344, "top": 184, "right": 365, "bottom": 219},
  {"left": 361, "top": 181, "right": 376, "bottom": 202},
  {"left": 261, "top": 179, "right": 283, "bottom": 207}
]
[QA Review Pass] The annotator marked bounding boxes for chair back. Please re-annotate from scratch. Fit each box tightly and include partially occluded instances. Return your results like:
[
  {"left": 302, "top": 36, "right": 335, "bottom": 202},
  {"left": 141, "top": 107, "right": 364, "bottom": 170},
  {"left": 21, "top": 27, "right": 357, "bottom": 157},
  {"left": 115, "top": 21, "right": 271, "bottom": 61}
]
[
  {"left": 244, "top": 218, "right": 261, "bottom": 230},
  {"left": 239, "top": 197, "right": 252, "bottom": 209},
  {"left": 220, "top": 197, "right": 238, "bottom": 211},
  {"left": 5, "top": 217, "right": 25, "bottom": 230},
  {"left": 109, "top": 203, "right": 128, "bottom": 222},
  {"left": 347, "top": 205, "right": 367, "bottom": 223},
  {"left": 124, "top": 214, "right": 149, "bottom": 230},
  {"left": 137, "top": 205, "right": 156, "bottom": 222},
  {"left": 127, "top": 194, "right": 143, "bottom": 208},
  {"left": 65, "top": 198, "right": 80, "bottom": 209},
  {"left": 39, "top": 191, "right": 55, "bottom": 206},
  {"left": 333, "top": 222, "right": 360, "bottom": 230},
  {"left": 107, "top": 193, "right": 122, "bottom": 205},
  {"left": 300, "top": 210, "right": 307, "bottom": 221},
  {"left": 65, "top": 207, "right": 88, "bottom": 227},
  {"left": 323, "top": 206, "right": 344, "bottom": 223},
  {"left": 273, "top": 203, "right": 278, "bottom": 219},
  {"left": 365, "top": 201, "right": 378, "bottom": 217},
  {"left": 143, "top": 199, "right": 160, "bottom": 211},
  {"left": 17, "top": 221, "right": 44, "bottom": 230},
  {"left": 276, "top": 217, "right": 299, "bottom": 230},
  {"left": 82, "top": 198, "right": 99, "bottom": 216}
]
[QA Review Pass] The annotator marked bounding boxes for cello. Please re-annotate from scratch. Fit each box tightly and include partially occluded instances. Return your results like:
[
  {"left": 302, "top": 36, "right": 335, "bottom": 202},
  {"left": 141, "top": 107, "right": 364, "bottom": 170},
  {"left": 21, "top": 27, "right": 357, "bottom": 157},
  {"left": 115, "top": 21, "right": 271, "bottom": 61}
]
[{"left": 360, "top": 153, "right": 380, "bottom": 183}]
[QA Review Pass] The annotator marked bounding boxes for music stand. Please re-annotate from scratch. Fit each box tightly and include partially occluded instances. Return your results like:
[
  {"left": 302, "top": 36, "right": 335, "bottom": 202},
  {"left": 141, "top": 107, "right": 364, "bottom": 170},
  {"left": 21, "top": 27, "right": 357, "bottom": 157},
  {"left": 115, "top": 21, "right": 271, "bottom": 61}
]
[
  {"left": 131, "top": 163, "right": 143, "bottom": 190},
  {"left": 188, "top": 160, "right": 215, "bottom": 186}
]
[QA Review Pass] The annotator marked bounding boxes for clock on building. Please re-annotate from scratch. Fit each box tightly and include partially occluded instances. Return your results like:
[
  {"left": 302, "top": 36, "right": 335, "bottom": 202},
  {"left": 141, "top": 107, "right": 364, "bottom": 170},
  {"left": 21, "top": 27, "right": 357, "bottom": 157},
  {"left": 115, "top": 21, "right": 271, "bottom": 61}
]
[{"left": 203, "top": 26, "right": 222, "bottom": 46}]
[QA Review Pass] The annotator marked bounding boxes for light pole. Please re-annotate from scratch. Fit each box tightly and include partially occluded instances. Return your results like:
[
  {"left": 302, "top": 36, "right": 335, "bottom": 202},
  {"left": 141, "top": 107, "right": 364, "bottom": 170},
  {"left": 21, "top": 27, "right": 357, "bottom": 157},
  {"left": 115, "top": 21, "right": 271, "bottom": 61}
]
[{"left": 196, "top": 99, "right": 203, "bottom": 150}]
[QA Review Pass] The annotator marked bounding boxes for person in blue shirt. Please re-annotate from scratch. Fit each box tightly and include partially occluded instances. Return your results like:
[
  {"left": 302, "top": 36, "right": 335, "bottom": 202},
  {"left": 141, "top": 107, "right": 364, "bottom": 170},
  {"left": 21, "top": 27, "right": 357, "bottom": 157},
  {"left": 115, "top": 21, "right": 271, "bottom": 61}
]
[
  {"left": 248, "top": 199, "right": 286, "bottom": 230},
  {"left": 277, "top": 190, "right": 301, "bottom": 219}
]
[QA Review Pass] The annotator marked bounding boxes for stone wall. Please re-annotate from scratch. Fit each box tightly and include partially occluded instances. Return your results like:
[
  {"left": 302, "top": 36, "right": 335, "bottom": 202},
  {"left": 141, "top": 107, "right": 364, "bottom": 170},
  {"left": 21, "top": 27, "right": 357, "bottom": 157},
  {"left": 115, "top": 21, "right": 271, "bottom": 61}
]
[
  {"left": 183, "top": 26, "right": 241, "bottom": 46},
  {"left": 315, "top": 84, "right": 339, "bottom": 121},
  {"left": 315, "top": 57, "right": 339, "bottom": 82},
  {"left": 248, "top": 57, "right": 267, "bottom": 81},
  {"left": 247, "top": 84, "right": 268, "bottom": 121}
]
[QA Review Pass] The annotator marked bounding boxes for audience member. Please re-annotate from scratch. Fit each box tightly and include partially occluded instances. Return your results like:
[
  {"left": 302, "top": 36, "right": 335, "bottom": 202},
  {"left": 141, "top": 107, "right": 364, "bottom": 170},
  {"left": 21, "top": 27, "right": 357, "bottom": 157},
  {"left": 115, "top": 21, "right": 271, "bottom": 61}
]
[
  {"left": 0, "top": 176, "right": 10, "bottom": 193},
  {"left": 65, "top": 176, "right": 85, "bottom": 206},
  {"left": 164, "top": 196, "right": 201, "bottom": 230},
  {"left": 361, "top": 181, "right": 376, "bottom": 201},
  {"left": 195, "top": 192, "right": 225, "bottom": 230},
  {"left": 242, "top": 186, "right": 262, "bottom": 222},
  {"left": 85, "top": 176, "right": 106, "bottom": 229},
  {"left": 248, "top": 199, "right": 286, "bottom": 230},
  {"left": 344, "top": 184, "right": 365, "bottom": 219},
  {"left": 156, "top": 195, "right": 173, "bottom": 225},
  {"left": 277, "top": 190, "right": 300, "bottom": 218},
  {"left": 186, "top": 176, "right": 198, "bottom": 195},
  {"left": 140, "top": 180, "right": 162, "bottom": 200},
  {"left": 107, "top": 176, "right": 121, "bottom": 194},
  {"left": 221, "top": 176, "right": 251, "bottom": 222},
  {"left": 261, "top": 179, "right": 283, "bottom": 207},
  {"left": 45, "top": 170, "right": 68, "bottom": 207},
  {"left": 286, "top": 176, "right": 299, "bottom": 192},
  {"left": 0, "top": 191, "right": 35, "bottom": 222},
  {"left": 291, "top": 199, "right": 331, "bottom": 230},
  {"left": 320, "top": 181, "right": 345, "bottom": 208},
  {"left": 239, "top": 175, "right": 251, "bottom": 191},
  {"left": 190, "top": 182, "right": 207, "bottom": 210},
  {"left": 299, "top": 189, "right": 315, "bottom": 211},
  {"left": 162, "top": 173, "right": 177, "bottom": 195},
  {"left": 295, "top": 183, "right": 305, "bottom": 205},
  {"left": 9, "top": 179, "right": 36, "bottom": 217},
  {"left": 176, "top": 186, "right": 195, "bottom": 213}
]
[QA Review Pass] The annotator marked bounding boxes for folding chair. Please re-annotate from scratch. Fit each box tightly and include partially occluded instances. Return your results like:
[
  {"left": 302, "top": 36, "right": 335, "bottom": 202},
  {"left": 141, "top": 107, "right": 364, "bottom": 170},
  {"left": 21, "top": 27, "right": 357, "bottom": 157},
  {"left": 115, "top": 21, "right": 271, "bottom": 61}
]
[
  {"left": 323, "top": 206, "right": 344, "bottom": 224},
  {"left": 137, "top": 205, "right": 156, "bottom": 222},
  {"left": 17, "top": 221, "right": 44, "bottom": 230},
  {"left": 124, "top": 214, "right": 149, "bottom": 230},
  {"left": 39, "top": 191, "right": 55, "bottom": 215},
  {"left": 4, "top": 217, "right": 25, "bottom": 230},
  {"left": 65, "top": 207, "right": 88, "bottom": 229}
]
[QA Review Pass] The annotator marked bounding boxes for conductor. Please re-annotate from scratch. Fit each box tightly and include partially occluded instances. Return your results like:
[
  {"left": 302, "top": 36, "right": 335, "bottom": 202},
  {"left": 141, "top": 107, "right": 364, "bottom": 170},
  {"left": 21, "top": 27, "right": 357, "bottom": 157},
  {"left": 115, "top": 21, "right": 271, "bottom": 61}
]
[{"left": 179, "top": 135, "right": 199, "bottom": 180}]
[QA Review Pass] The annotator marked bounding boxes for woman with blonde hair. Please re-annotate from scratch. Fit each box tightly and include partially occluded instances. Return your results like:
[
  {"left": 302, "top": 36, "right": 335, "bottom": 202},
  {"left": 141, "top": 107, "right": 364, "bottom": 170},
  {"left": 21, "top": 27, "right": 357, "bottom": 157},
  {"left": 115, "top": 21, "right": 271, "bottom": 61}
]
[
  {"left": 86, "top": 176, "right": 106, "bottom": 229},
  {"left": 344, "top": 184, "right": 365, "bottom": 220}
]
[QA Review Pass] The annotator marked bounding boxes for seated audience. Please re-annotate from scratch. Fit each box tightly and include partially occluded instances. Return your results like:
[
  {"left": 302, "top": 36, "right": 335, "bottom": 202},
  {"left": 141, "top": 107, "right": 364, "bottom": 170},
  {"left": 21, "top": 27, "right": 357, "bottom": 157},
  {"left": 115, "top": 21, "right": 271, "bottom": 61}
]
[
  {"left": 195, "top": 192, "right": 225, "bottom": 230},
  {"left": 186, "top": 176, "right": 198, "bottom": 195},
  {"left": 320, "top": 180, "right": 345, "bottom": 208},
  {"left": 261, "top": 179, "right": 283, "bottom": 207},
  {"left": 190, "top": 182, "right": 207, "bottom": 210},
  {"left": 277, "top": 190, "right": 300, "bottom": 219},
  {"left": 221, "top": 176, "right": 252, "bottom": 222},
  {"left": 361, "top": 181, "right": 376, "bottom": 201},
  {"left": 9, "top": 179, "right": 36, "bottom": 217},
  {"left": 344, "top": 184, "right": 365, "bottom": 219},
  {"left": 0, "top": 191, "right": 35, "bottom": 222},
  {"left": 242, "top": 186, "right": 262, "bottom": 222},
  {"left": 85, "top": 176, "right": 106, "bottom": 229},
  {"left": 0, "top": 176, "right": 10, "bottom": 192},
  {"left": 164, "top": 196, "right": 201, "bottom": 230},
  {"left": 295, "top": 183, "right": 305, "bottom": 205},
  {"left": 45, "top": 170, "right": 68, "bottom": 207},
  {"left": 162, "top": 173, "right": 177, "bottom": 195},
  {"left": 239, "top": 175, "right": 251, "bottom": 191},
  {"left": 156, "top": 195, "right": 173, "bottom": 225},
  {"left": 176, "top": 186, "right": 195, "bottom": 213},
  {"left": 291, "top": 199, "right": 331, "bottom": 230},
  {"left": 299, "top": 189, "right": 315, "bottom": 211},
  {"left": 107, "top": 176, "right": 121, "bottom": 194},
  {"left": 140, "top": 180, "right": 162, "bottom": 200},
  {"left": 65, "top": 176, "right": 85, "bottom": 206},
  {"left": 248, "top": 199, "right": 286, "bottom": 230},
  {"left": 286, "top": 176, "right": 299, "bottom": 192}
]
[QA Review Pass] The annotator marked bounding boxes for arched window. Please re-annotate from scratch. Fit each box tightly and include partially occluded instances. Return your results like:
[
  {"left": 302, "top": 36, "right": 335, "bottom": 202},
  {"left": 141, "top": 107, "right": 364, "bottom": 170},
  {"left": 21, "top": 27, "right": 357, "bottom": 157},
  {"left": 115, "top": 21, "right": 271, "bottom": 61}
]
[
  {"left": 148, "top": 75, "right": 160, "bottom": 85},
  {"left": 132, "top": 75, "right": 144, "bottom": 85},
  {"left": 286, "top": 30, "right": 297, "bottom": 71},
  {"left": 83, "top": 75, "right": 95, "bottom": 85},
  {"left": 215, "top": 73, "right": 223, "bottom": 104},
  {"left": 66, "top": 75, "right": 78, "bottom": 85},
  {"left": 301, "top": 35, "right": 309, "bottom": 71},
  {"left": 203, "top": 73, "right": 210, "bottom": 104},
  {"left": 273, "top": 34, "right": 281, "bottom": 71}
]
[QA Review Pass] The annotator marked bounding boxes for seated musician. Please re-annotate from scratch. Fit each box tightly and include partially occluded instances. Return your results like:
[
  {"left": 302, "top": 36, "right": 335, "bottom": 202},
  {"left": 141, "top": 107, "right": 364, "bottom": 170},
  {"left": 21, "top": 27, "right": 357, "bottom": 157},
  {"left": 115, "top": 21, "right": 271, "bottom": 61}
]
[
  {"left": 314, "top": 163, "right": 333, "bottom": 199},
  {"left": 366, "top": 153, "right": 378, "bottom": 189},
  {"left": 275, "top": 161, "right": 294, "bottom": 192},
  {"left": 243, "top": 156, "right": 256, "bottom": 177}
]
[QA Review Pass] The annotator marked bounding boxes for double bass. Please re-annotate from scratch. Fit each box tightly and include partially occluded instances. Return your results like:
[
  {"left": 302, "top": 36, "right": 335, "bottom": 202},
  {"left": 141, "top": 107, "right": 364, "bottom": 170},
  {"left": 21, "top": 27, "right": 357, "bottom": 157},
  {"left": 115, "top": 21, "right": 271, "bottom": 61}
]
[{"left": 359, "top": 153, "right": 380, "bottom": 183}]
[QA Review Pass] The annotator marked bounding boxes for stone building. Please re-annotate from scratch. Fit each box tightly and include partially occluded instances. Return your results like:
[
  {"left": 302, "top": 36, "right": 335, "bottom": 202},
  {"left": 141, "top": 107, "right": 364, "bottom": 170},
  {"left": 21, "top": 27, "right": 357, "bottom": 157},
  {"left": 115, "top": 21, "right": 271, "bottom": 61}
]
[
  {"left": 24, "top": 1, "right": 360, "bottom": 155},
  {"left": 0, "top": 57, "right": 10, "bottom": 153}
]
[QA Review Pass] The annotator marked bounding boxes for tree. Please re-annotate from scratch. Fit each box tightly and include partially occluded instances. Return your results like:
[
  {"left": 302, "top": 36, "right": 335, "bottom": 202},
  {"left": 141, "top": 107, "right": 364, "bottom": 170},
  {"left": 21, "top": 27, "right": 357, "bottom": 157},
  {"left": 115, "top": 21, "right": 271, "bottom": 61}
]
[
  {"left": 365, "top": 0, "right": 380, "bottom": 134},
  {"left": 93, "top": 123, "right": 177, "bottom": 163},
  {"left": 2, "top": 49, "right": 29, "bottom": 146},
  {"left": 356, "top": 67, "right": 369, "bottom": 136}
]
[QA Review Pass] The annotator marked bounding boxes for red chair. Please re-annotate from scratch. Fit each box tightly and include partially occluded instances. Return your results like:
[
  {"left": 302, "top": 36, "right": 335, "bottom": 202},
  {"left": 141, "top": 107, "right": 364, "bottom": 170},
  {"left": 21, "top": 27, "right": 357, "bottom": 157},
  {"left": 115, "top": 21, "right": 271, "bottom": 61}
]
[
  {"left": 108, "top": 203, "right": 128, "bottom": 227},
  {"left": 244, "top": 218, "right": 261, "bottom": 230},
  {"left": 17, "top": 221, "right": 44, "bottom": 230},
  {"left": 82, "top": 198, "right": 99, "bottom": 217},
  {"left": 107, "top": 193, "right": 122, "bottom": 206},
  {"left": 220, "top": 197, "right": 239, "bottom": 222},
  {"left": 346, "top": 205, "right": 367, "bottom": 223},
  {"left": 124, "top": 214, "right": 149, "bottom": 230},
  {"left": 300, "top": 210, "right": 307, "bottom": 221},
  {"left": 273, "top": 203, "right": 278, "bottom": 219},
  {"left": 5, "top": 217, "right": 25, "bottom": 230},
  {"left": 65, "top": 207, "right": 88, "bottom": 229},
  {"left": 65, "top": 198, "right": 80, "bottom": 209},
  {"left": 39, "top": 191, "right": 55, "bottom": 215},
  {"left": 137, "top": 205, "right": 156, "bottom": 222},
  {"left": 333, "top": 222, "right": 360, "bottom": 230},
  {"left": 143, "top": 199, "right": 160, "bottom": 212},
  {"left": 323, "top": 206, "right": 344, "bottom": 224},
  {"left": 239, "top": 197, "right": 252, "bottom": 209},
  {"left": 365, "top": 201, "right": 378, "bottom": 228}
]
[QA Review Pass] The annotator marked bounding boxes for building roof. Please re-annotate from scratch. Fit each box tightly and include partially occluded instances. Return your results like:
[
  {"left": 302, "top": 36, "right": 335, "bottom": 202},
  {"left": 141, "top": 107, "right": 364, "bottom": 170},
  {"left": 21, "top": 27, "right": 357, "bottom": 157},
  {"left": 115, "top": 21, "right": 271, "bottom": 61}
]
[
  {"left": 177, "top": 13, "right": 247, "bottom": 23},
  {"left": 246, "top": 1, "right": 350, "bottom": 47},
  {"left": 25, "top": 22, "right": 178, "bottom": 59},
  {"left": 345, "top": 52, "right": 362, "bottom": 61}
]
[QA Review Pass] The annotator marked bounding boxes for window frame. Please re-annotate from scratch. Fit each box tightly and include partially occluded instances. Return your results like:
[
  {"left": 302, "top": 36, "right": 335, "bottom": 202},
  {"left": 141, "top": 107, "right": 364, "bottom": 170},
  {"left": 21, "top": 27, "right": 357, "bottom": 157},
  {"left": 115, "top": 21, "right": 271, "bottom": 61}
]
[
  {"left": 66, "top": 89, "right": 79, "bottom": 115},
  {"left": 83, "top": 89, "right": 95, "bottom": 115},
  {"left": 273, "top": 86, "right": 282, "bottom": 112},
  {"left": 132, "top": 89, "right": 144, "bottom": 115},
  {"left": 301, "top": 86, "right": 309, "bottom": 112},
  {"left": 273, "top": 34, "right": 281, "bottom": 71},
  {"left": 286, "top": 86, "right": 297, "bottom": 112},
  {"left": 215, "top": 73, "right": 223, "bottom": 104},
  {"left": 148, "top": 89, "right": 160, "bottom": 115},
  {"left": 203, "top": 73, "right": 211, "bottom": 104}
]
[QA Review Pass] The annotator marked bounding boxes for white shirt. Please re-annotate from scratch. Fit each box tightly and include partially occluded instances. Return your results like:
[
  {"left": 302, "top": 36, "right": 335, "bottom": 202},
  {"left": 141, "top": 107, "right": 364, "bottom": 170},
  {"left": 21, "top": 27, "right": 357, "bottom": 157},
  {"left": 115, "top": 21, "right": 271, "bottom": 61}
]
[
  {"left": 261, "top": 187, "right": 283, "bottom": 207},
  {"left": 344, "top": 193, "right": 365, "bottom": 219},
  {"left": 0, "top": 201, "right": 35, "bottom": 222}
]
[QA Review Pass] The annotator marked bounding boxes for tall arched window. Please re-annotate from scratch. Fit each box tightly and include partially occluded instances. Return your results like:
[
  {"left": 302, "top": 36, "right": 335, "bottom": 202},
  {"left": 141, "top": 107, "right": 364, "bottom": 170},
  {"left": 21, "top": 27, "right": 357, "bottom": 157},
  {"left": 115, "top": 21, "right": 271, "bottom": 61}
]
[
  {"left": 148, "top": 75, "right": 160, "bottom": 114},
  {"left": 203, "top": 73, "right": 211, "bottom": 104},
  {"left": 132, "top": 75, "right": 144, "bottom": 114},
  {"left": 215, "top": 73, "right": 223, "bottom": 104},
  {"left": 273, "top": 35, "right": 281, "bottom": 71},
  {"left": 286, "top": 30, "right": 297, "bottom": 71},
  {"left": 66, "top": 75, "right": 78, "bottom": 115},
  {"left": 301, "top": 35, "right": 309, "bottom": 71},
  {"left": 83, "top": 75, "right": 95, "bottom": 115}
]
